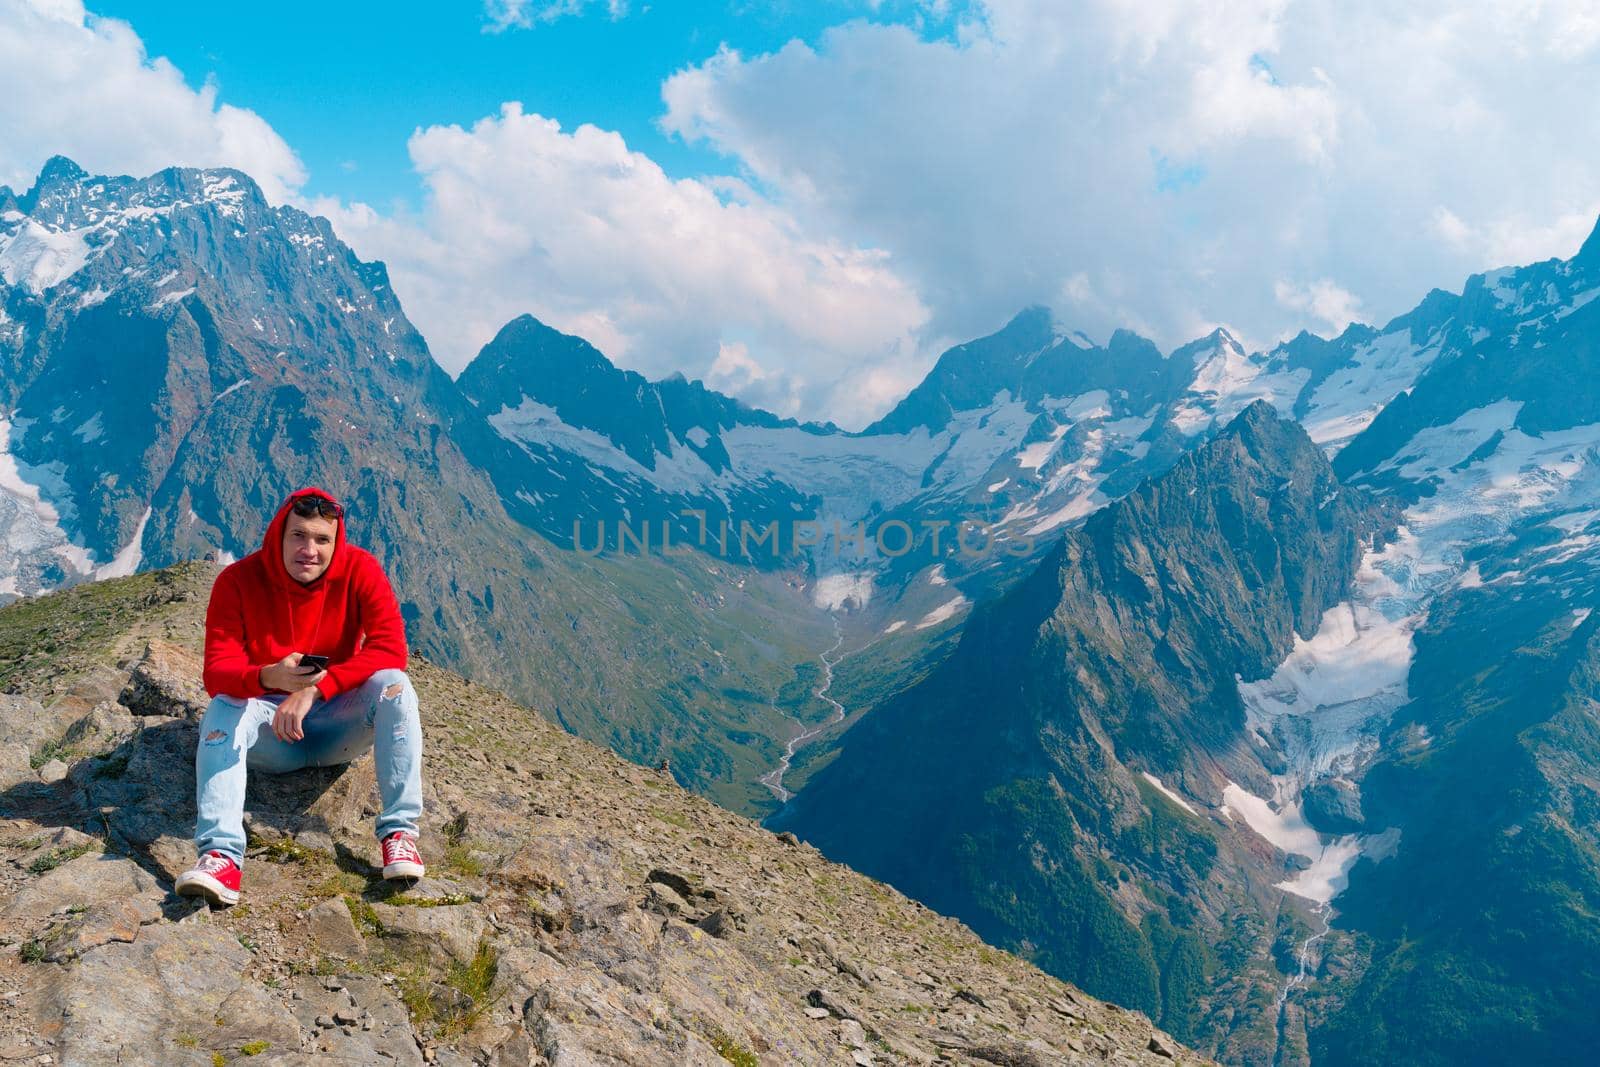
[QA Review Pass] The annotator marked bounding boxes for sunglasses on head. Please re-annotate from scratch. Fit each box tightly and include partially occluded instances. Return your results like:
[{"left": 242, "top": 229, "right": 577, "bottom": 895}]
[{"left": 290, "top": 495, "right": 344, "bottom": 521}]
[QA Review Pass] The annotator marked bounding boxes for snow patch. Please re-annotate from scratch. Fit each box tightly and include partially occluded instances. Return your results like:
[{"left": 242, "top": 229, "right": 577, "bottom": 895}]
[
  {"left": 1140, "top": 772, "right": 1197, "bottom": 815},
  {"left": 1017, "top": 425, "right": 1067, "bottom": 471},
  {"left": 214, "top": 379, "right": 251, "bottom": 403},
  {"left": 72, "top": 413, "right": 103, "bottom": 444},
  {"left": 915, "top": 594, "right": 970, "bottom": 630},
  {"left": 0, "top": 416, "right": 92, "bottom": 594},
  {"left": 1301, "top": 329, "right": 1444, "bottom": 449},
  {"left": 1170, "top": 341, "right": 1309, "bottom": 437},
  {"left": 148, "top": 286, "right": 195, "bottom": 310},
  {"left": 95, "top": 507, "right": 150, "bottom": 580},
  {"left": 812, "top": 572, "right": 873, "bottom": 611},
  {"left": 0, "top": 221, "right": 93, "bottom": 293},
  {"left": 1221, "top": 782, "right": 1368, "bottom": 904}
]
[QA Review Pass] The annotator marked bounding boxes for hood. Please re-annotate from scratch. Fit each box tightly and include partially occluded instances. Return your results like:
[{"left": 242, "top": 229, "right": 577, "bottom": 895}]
[{"left": 261, "top": 486, "right": 349, "bottom": 592}]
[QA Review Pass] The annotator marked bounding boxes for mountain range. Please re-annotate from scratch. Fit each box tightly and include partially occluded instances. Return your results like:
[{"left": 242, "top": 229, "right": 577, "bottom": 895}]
[{"left": 8, "top": 155, "right": 1600, "bottom": 1064}]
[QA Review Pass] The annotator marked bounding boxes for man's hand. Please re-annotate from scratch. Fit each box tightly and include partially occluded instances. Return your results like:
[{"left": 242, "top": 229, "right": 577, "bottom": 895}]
[
  {"left": 261, "top": 653, "right": 327, "bottom": 693},
  {"left": 272, "top": 686, "right": 319, "bottom": 743}
]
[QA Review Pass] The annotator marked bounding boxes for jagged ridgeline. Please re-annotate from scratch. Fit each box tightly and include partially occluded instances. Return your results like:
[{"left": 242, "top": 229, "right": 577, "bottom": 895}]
[
  {"left": 0, "top": 564, "right": 1200, "bottom": 1065},
  {"left": 0, "top": 156, "right": 851, "bottom": 816}
]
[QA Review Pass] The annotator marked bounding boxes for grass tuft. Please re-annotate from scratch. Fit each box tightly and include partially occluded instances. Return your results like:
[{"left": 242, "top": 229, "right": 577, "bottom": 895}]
[
  {"left": 707, "top": 1027, "right": 760, "bottom": 1067},
  {"left": 28, "top": 842, "right": 95, "bottom": 875},
  {"left": 252, "top": 834, "right": 328, "bottom": 865},
  {"left": 29, "top": 738, "right": 71, "bottom": 770},
  {"left": 397, "top": 939, "right": 499, "bottom": 1039},
  {"left": 344, "top": 894, "right": 384, "bottom": 937},
  {"left": 388, "top": 891, "right": 472, "bottom": 908}
]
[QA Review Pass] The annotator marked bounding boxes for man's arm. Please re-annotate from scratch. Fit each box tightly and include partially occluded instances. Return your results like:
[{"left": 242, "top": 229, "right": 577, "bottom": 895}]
[
  {"left": 315, "top": 555, "right": 408, "bottom": 700},
  {"left": 203, "top": 568, "right": 267, "bottom": 698}
]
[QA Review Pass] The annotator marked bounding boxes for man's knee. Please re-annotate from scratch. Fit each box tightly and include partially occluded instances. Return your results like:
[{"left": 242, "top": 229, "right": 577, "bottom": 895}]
[
  {"left": 366, "top": 668, "right": 412, "bottom": 702},
  {"left": 200, "top": 694, "right": 246, "bottom": 731}
]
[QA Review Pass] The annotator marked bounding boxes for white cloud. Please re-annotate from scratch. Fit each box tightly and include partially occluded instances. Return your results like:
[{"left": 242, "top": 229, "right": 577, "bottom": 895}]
[
  {"left": 482, "top": 0, "right": 627, "bottom": 33},
  {"left": 661, "top": 0, "right": 1600, "bottom": 356},
  {"left": 0, "top": 0, "right": 304, "bottom": 202},
  {"left": 321, "top": 104, "right": 930, "bottom": 427},
  {"left": 1274, "top": 279, "right": 1363, "bottom": 335}
]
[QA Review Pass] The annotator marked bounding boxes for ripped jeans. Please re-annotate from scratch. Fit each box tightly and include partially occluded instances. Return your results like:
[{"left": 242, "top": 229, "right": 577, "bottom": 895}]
[{"left": 194, "top": 668, "right": 424, "bottom": 865}]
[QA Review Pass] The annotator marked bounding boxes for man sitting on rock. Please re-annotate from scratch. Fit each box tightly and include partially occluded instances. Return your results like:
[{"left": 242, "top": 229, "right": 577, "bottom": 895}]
[{"left": 175, "top": 487, "right": 425, "bottom": 906}]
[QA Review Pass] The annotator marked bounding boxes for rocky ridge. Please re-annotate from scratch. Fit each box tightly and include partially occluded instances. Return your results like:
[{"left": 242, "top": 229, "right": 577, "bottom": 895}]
[{"left": 0, "top": 564, "right": 1202, "bottom": 1066}]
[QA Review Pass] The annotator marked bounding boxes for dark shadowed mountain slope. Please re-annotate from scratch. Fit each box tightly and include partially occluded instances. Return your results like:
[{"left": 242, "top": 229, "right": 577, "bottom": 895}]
[{"left": 773, "top": 402, "right": 1393, "bottom": 1060}]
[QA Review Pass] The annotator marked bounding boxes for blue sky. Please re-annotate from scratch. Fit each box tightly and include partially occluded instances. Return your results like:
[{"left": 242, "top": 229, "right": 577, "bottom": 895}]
[
  {"left": 89, "top": 1, "right": 958, "bottom": 210},
  {"left": 4, "top": 1, "right": 1600, "bottom": 428}
]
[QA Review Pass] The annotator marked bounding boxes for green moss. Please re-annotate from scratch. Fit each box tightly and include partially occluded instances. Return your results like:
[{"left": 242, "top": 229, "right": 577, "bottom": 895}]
[
  {"left": 387, "top": 891, "right": 473, "bottom": 907},
  {"left": 650, "top": 808, "right": 693, "bottom": 831},
  {"left": 308, "top": 870, "right": 366, "bottom": 900},
  {"left": 28, "top": 737, "right": 71, "bottom": 770},
  {"left": 252, "top": 834, "right": 329, "bottom": 866},
  {"left": 28, "top": 842, "right": 95, "bottom": 874},
  {"left": 344, "top": 895, "right": 384, "bottom": 937},
  {"left": 239, "top": 1040, "right": 270, "bottom": 1055},
  {"left": 707, "top": 1027, "right": 760, "bottom": 1067}
]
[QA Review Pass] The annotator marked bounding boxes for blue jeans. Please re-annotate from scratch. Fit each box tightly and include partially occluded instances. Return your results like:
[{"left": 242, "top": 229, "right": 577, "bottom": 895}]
[{"left": 194, "top": 668, "right": 423, "bottom": 865}]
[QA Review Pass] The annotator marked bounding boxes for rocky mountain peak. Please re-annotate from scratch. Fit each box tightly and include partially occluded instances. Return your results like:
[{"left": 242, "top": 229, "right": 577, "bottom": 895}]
[
  {"left": 864, "top": 307, "right": 1059, "bottom": 436},
  {"left": 21, "top": 154, "right": 88, "bottom": 200},
  {"left": 1574, "top": 210, "right": 1600, "bottom": 268}
]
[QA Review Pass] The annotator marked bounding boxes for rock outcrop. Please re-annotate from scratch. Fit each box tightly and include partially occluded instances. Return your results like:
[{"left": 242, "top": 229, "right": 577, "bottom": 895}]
[{"left": 0, "top": 563, "right": 1204, "bottom": 1065}]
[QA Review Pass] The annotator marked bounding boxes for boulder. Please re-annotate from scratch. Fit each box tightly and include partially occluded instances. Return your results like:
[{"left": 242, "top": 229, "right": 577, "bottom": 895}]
[
  {"left": 5, "top": 851, "right": 158, "bottom": 919},
  {"left": 40, "top": 896, "right": 161, "bottom": 962},
  {"left": 0, "top": 741, "right": 31, "bottom": 791},
  {"left": 1303, "top": 777, "right": 1365, "bottom": 835},
  {"left": 119, "top": 639, "right": 209, "bottom": 719},
  {"left": 369, "top": 900, "right": 487, "bottom": 967},
  {"left": 306, "top": 897, "right": 367, "bottom": 959},
  {"left": 40, "top": 923, "right": 300, "bottom": 1064}
]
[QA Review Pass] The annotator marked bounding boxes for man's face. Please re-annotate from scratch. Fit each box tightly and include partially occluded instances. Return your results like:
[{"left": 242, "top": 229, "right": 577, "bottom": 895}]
[{"left": 281, "top": 512, "right": 338, "bottom": 584}]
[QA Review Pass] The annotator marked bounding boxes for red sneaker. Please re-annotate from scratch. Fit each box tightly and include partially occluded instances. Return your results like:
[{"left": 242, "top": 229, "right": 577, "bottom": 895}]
[
  {"left": 174, "top": 851, "right": 242, "bottom": 906},
  {"left": 381, "top": 831, "right": 425, "bottom": 881}
]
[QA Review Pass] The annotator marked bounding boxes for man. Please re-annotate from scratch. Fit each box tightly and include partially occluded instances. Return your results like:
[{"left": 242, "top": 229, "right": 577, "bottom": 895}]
[{"left": 175, "top": 487, "right": 425, "bottom": 906}]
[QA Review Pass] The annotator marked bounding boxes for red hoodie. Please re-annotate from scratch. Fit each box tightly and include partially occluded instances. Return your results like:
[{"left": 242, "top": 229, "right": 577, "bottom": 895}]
[{"left": 203, "top": 487, "right": 407, "bottom": 701}]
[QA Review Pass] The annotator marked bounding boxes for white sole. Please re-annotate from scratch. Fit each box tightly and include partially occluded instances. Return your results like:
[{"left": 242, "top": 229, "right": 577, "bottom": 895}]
[
  {"left": 174, "top": 870, "right": 240, "bottom": 907},
  {"left": 383, "top": 860, "right": 425, "bottom": 881}
]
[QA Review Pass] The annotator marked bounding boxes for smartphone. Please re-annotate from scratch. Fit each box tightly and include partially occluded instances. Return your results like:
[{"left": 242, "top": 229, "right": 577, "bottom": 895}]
[{"left": 298, "top": 654, "right": 330, "bottom": 672}]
